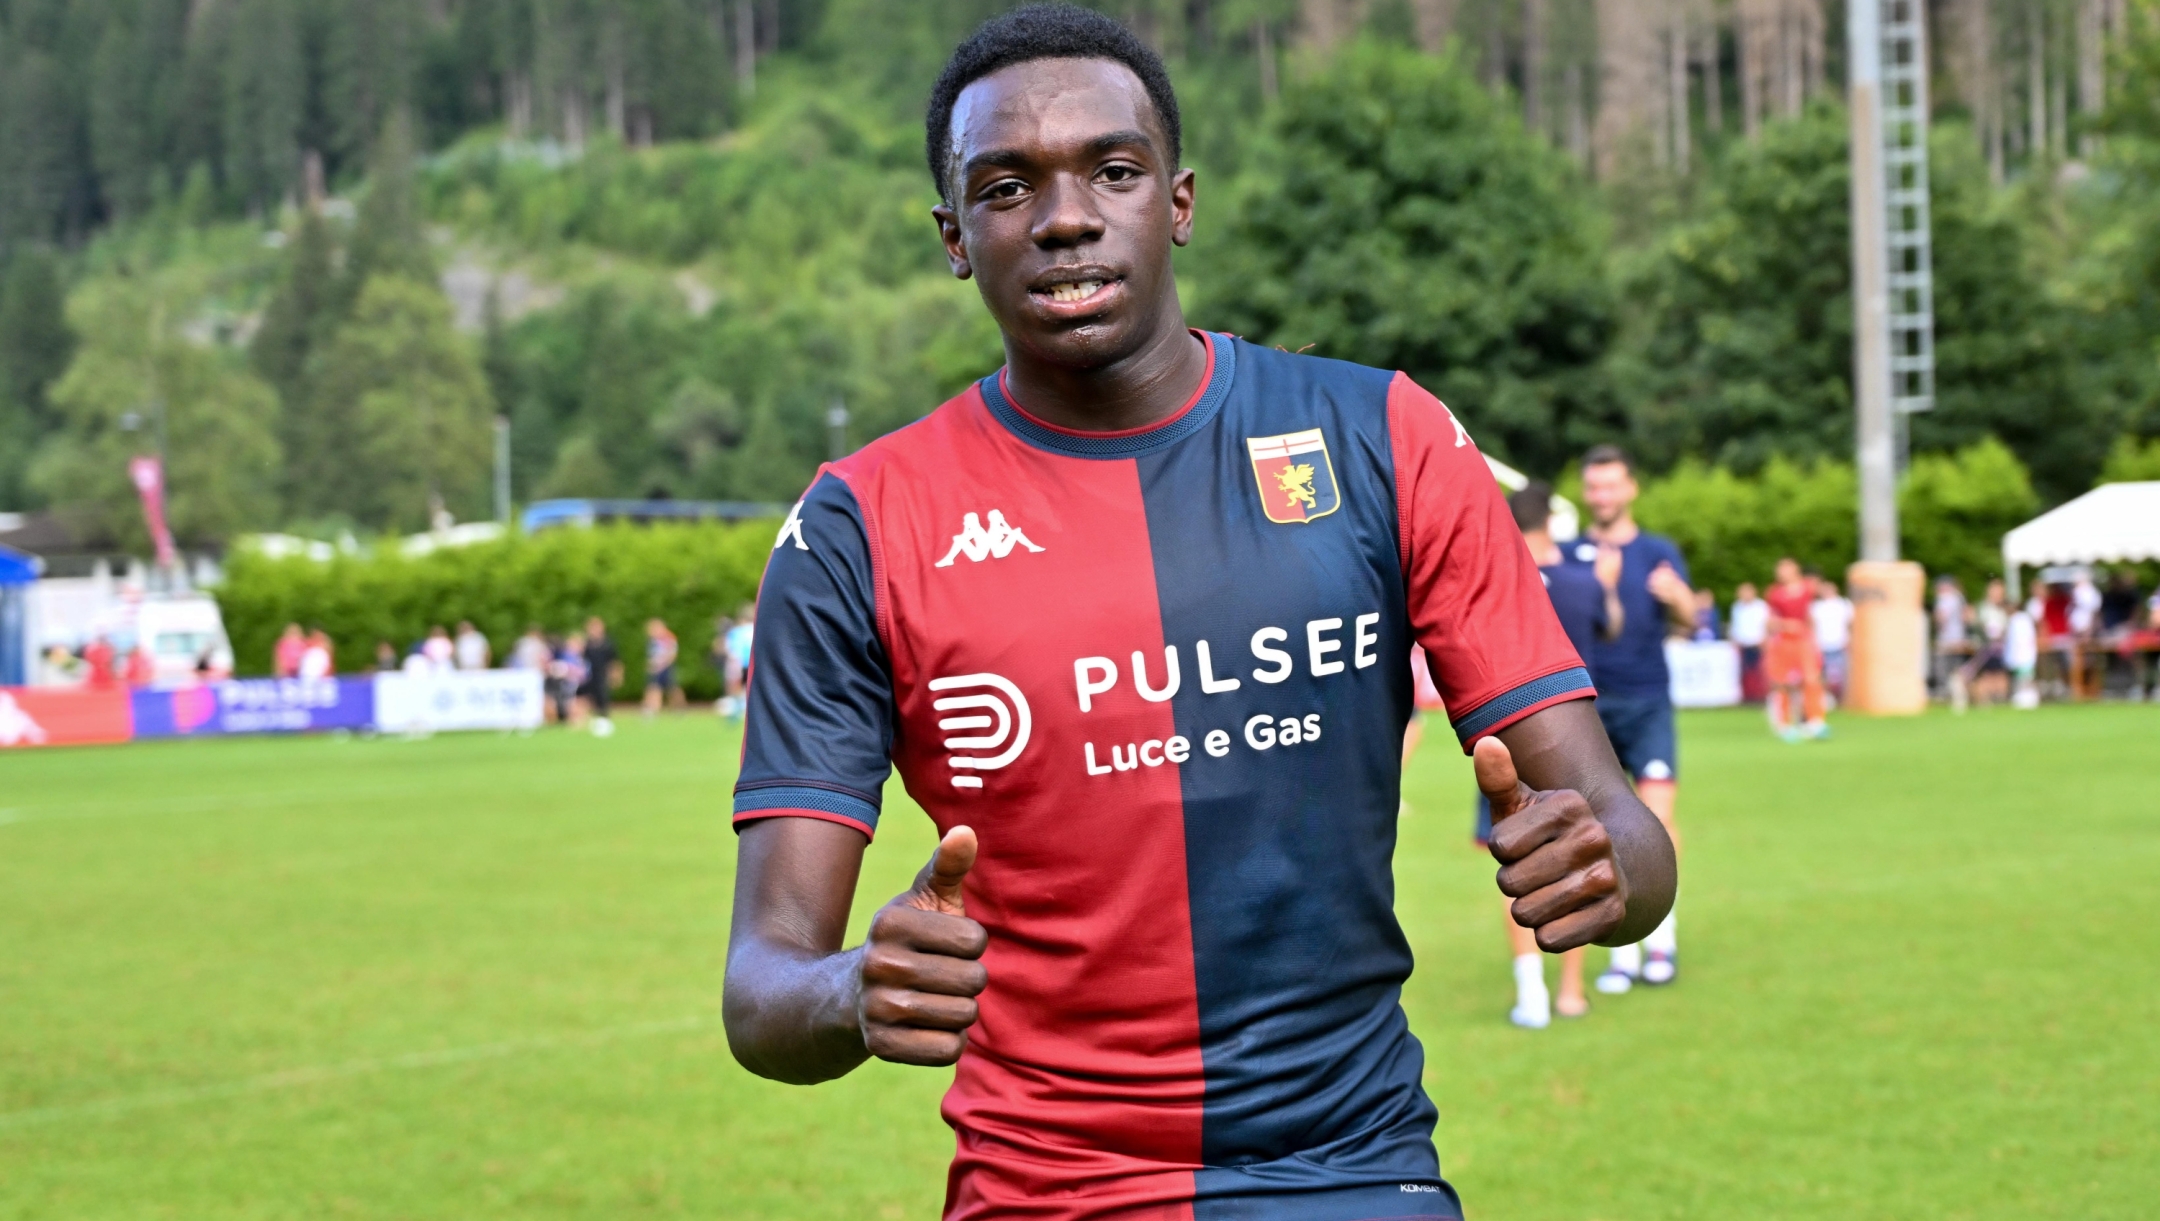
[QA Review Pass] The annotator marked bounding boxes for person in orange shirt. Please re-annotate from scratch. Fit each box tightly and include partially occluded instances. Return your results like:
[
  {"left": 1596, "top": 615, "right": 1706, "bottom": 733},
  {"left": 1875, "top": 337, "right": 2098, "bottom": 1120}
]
[{"left": 1763, "top": 557, "right": 1827, "bottom": 740}]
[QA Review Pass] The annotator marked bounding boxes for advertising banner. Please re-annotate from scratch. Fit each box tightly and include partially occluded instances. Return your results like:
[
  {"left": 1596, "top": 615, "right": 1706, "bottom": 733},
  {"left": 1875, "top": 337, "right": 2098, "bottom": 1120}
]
[
  {"left": 373, "top": 670, "right": 544, "bottom": 734},
  {"left": 130, "top": 677, "right": 376, "bottom": 738},
  {"left": 1666, "top": 640, "right": 1744, "bottom": 708},
  {"left": 0, "top": 687, "right": 133, "bottom": 749}
]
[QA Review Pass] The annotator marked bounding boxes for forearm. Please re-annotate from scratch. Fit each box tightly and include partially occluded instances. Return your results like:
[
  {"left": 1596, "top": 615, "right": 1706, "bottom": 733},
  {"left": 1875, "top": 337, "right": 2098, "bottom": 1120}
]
[
  {"left": 722, "top": 818, "right": 873, "bottom": 1085},
  {"left": 722, "top": 936, "right": 870, "bottom": 1084},
  {"left": 1498, "top": 700, "right": 1677, "bottom": 945},
  {"left": 1603, "top": 592, "right": 1626, "bottom": 640}
]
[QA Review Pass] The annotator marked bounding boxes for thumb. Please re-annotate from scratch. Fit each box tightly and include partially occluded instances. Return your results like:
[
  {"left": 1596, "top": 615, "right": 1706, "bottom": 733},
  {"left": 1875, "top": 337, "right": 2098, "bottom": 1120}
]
[
  {"left": 1473, "top": 736, "right": 1535, "bottom": 824},
  {"left": 910, "top": 825, "right": 977, "bottom": 915}
]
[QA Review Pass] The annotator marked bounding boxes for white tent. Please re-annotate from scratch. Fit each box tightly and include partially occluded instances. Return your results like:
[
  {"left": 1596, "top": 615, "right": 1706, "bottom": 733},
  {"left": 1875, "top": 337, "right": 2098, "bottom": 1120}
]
[{"left": 2002, "top": 481, "right": 2160, "bottom": 598}]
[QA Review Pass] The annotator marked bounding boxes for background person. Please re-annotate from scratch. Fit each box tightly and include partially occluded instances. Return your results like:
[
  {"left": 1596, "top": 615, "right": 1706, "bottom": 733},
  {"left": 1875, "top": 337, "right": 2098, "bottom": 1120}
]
[
  {"left": 273, "top": 623, "right": 306, "bottom": 679},
  {"left": 1932, "top": 576, "right": 1971, "bottom": 698},
  {"left": 582, "top": 617, "right": 619, "bottom": 737},
  {"left": 1764, "top": 558, "right": 1827, "bottom": 740},
  {"left": 421, "top": 625, "right": 455, "bottom": 671},
  {"left": 720, "top": 602, "right": 755, "bottom": 720},
  {"left": 1574, "top": 445, "right": 1694, "bottom": 993},
  {"left": 299, "top": 629, "right": 335, "bottom": 680},
  {"left": 1729, "top": 582, "right": 1769, "bottom": 703},
  {"left": 551, "top": 633, "right": 586, "bottom": 726},
  {"left": 643, "top": 618, "right": 682, "bottom": 716},
  {"left": 454, "top": 620, "right": 492, "bottom": 671},
  {"left": 1811, "top": 577, "right": 1854, "bottom": 701}
]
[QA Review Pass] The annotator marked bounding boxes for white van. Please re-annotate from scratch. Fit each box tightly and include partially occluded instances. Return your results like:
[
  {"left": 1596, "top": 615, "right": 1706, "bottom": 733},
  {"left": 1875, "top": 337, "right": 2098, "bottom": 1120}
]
[{"left": 134, "top": 595, "right": 235, "bottom": 688}]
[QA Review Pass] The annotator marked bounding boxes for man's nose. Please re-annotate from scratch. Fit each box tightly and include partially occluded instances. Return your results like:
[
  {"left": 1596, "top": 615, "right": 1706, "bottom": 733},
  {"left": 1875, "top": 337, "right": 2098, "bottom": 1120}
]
[{"left": 1030, "top": 172, "right": 1106, "bottom": 249}]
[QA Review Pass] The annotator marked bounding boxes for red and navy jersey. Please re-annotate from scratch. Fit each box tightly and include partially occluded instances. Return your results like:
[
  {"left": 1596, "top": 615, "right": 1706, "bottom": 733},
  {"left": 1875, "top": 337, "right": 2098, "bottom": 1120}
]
[{"left": 735, "top": 333, "right": 1592, "bottom": 1221}]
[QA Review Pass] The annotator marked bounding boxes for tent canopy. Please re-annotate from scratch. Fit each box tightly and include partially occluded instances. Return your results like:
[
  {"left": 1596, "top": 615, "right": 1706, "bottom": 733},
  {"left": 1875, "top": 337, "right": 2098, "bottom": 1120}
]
[
  {"left": 0, "top": 543, "right": 39, "bottom": 586},
  {"left": 2002, "top": 482, "right": 2160, "bottom": 597}
]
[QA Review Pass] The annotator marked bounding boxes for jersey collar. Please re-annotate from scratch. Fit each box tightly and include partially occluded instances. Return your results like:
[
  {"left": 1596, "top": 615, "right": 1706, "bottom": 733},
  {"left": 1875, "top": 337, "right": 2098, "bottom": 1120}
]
[{"left": 979, "top": 331, "right": 1235, "bottom": 460}]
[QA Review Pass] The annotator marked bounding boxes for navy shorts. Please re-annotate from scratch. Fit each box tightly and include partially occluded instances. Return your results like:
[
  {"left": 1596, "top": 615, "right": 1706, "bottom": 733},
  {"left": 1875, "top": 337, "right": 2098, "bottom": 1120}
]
[{"left": 1597, "top": 690, "right": 1678, "bottom": 783}]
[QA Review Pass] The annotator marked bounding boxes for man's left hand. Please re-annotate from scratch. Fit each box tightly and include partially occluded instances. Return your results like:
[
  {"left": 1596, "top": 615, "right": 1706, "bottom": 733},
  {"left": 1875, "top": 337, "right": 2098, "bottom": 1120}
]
[
  {"left": 1475, "top": 735, "right": 1628, "bottom": 951},
  {"left": 1647, "top": 561, "right": 1692, "bottom": 610}
]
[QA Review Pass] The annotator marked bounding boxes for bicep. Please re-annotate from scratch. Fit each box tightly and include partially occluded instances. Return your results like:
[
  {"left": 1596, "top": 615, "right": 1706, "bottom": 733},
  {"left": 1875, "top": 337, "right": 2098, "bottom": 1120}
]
[{"left": 731, "top": 817, "right": 869, "bottom": 955}]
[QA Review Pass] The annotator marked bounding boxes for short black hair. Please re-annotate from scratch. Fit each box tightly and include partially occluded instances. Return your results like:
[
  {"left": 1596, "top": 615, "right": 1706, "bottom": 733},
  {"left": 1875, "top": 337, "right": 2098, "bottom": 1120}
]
[
  {"left": 925, "top": 3, "right": 1182, "bottom": 204},
  {"left": 1582, "top": 444, "right": 1634, "bottom": 473},
  {"left": 1508, "top": 482, "right": 1553, "bottom": 533}
]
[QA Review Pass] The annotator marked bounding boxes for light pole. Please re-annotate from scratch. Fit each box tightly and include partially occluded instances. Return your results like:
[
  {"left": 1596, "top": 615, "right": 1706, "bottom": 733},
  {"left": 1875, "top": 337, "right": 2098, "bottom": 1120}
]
[
  {"left": 494, "top": 415, "right": 512, "bottom": 526},
  {"left": 1845, "top": 0, "right": 1931, "bottom": 714}
]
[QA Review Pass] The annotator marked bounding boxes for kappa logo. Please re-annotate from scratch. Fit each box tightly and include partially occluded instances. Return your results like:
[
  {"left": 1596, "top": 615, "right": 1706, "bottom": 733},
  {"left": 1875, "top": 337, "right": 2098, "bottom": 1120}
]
[
  {"left": 774, "top": 499, "right": 809, "bottom": 552},
  {"left": 934, "top": 510, "right": 1045, "bottom": 568},
  {"left": 928, "top": 673, "right": 1031, "bottom": 789},
  {"left": 1246, "top": 429, "right": 1342, "bottom": 524}
]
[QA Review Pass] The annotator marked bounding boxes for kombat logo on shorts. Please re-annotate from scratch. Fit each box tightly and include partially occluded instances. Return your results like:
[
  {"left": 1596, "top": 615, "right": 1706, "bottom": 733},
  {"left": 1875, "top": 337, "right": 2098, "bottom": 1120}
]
[
  {"left": 1246, "top": 429, "right": 1341, "bottom": 525},
  {"left": 928, "top": 673, "right": 1031, "bottom": 789}
]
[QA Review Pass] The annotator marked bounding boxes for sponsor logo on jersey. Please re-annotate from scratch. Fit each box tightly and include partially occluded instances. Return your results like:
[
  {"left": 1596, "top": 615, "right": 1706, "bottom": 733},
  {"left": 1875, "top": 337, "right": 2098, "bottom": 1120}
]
[
  {"left": 928, "top": 673, "right": 1031, "bottom": 788},
  {"left": 1245, "top": 429, "right": 1341, "bottom": 524},
  {"left": 935, "top": 510, "right": 1045, "bottom": 567}
]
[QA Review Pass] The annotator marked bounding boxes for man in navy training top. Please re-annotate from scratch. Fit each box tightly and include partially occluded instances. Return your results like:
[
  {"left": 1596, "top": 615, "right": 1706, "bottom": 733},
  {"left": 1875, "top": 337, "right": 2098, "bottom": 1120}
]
[
  {"left": 1475, "top": 482, "right": 1625, "bottom": 1029},
  {"left": 1572, "top": 445, "right": 1697, "bottom": 993},
  {"left": 722, "top": 8, "right": 1678, "bottom": 1220}
]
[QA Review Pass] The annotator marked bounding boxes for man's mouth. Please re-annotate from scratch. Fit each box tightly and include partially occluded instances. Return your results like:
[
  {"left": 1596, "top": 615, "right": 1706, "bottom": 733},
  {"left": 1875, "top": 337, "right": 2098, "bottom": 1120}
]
[
  {"left": 1028, "top": 270, "right": 1124, "bottom": 312},
  {"left": 1046, "top": 280, "right": 1108, "bottom": 303}
]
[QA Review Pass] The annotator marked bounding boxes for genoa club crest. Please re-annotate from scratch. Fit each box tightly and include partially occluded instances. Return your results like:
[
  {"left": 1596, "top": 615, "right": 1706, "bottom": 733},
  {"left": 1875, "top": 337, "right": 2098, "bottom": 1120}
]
[{"left": 1246, "top": 429, "right": 1342, "bottom": 524}]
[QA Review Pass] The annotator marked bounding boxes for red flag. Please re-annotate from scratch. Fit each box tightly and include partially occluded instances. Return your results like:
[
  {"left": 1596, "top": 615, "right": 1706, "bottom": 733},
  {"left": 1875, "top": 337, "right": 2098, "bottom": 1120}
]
[{"left": 129, "top": 456, "right": 177, "bottom": 569}]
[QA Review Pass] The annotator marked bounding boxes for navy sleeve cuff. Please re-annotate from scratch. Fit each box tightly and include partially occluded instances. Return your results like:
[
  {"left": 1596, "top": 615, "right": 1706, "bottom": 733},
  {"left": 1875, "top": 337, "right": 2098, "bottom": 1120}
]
[
  {"left": 732, "top": 782, "right": 881, "bottom": 835},
  {"left": 1449, "top": 667, "right": 1595, "bottom": 744}
]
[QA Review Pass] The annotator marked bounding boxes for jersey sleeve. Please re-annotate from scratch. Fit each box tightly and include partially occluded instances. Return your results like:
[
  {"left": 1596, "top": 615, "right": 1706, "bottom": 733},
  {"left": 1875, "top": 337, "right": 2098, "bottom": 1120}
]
[
  {"left": 1386, "top": 373, "right": 1595, "bottom": 749},
  {"left": 733, "top": 471, "right": 895, "bottom": 839}
]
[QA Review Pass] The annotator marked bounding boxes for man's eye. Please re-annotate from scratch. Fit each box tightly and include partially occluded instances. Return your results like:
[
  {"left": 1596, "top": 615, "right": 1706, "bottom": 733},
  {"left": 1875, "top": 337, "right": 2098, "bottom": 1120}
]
[
  {"left": 985, "top": 179, "right": 1027, "bottom": 199},
  {"left": 1099, "top": 165, "right": 1140, "bottom": 183}
]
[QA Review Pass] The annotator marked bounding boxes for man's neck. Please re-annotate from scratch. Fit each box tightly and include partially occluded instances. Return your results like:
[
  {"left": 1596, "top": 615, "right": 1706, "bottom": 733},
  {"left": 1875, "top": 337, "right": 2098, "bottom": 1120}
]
[
  {"left": 1002, "top": 318, "right": 1210, "bottom": 434},
  {"left": 1589, "top": 514, "right": 1639, "bottom": 545},
  {"left": 1523, "top": 530, "right": 1560, "bottom": 566}
]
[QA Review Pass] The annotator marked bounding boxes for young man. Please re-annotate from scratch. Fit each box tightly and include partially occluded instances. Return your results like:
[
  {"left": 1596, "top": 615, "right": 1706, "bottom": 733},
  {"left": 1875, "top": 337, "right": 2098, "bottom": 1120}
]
[
  {"left": 1763, "top": 557, "right": 1826, "bottom": 739},
  {"left": 722, "top": 10, "right": 1676, "bottom": 1219},
  {"left": 1811, "top": 576, "right": 1854, "bottom": 700},
  {"left": 643, "top": 618, "right": 681, "bottom": 716},
  {"left": 581, "top": 617, "right": 619, "bottom": 737},
  {"left": 1475, "top": 483, "right": 1624, "bottom": 1028},
  {"left": 1728, "top": 582, "right": 1770, "bottom": 702},
  {"left": 1572, "top": 446, "right": 1694, "bottom": 993}
]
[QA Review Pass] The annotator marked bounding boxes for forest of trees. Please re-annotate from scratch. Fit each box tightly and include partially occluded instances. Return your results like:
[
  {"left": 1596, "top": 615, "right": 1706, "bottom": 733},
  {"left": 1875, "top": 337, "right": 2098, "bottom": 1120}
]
[{"left": 0, "top": 0, "right": 2157, "bottom": 553}]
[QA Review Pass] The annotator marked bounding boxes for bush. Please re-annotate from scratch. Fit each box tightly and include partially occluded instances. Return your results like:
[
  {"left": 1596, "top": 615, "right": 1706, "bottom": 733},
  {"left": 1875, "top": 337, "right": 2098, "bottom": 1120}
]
[
  {"left": 1628, "top": 440, "right": 2037, "bottom": 599},
  {"left": 218, "top": 522, "right": 778, "bottom": 698}
]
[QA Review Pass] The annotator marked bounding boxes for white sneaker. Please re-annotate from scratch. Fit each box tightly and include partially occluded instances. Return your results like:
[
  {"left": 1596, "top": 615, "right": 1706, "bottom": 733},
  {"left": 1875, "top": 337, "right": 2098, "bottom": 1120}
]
[
  {"left": 1595, "top": 967, "right": 1635, "bottom": 995},
  {"left": 1509, "top": 996, "right": 1552, "bottom": 1029},
  {"left": 1642, "top": 949, "right": 1677, "bottom": 985}
]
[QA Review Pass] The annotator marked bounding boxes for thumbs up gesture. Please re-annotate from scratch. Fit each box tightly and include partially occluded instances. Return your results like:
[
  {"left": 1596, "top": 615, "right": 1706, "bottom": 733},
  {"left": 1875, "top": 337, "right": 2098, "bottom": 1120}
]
[
  {"left": 1475, "top": 737, "right": 1629, "bottom": 951},
  {"left": 858, "top": 826, "right": 990, "bottom": 1066}
]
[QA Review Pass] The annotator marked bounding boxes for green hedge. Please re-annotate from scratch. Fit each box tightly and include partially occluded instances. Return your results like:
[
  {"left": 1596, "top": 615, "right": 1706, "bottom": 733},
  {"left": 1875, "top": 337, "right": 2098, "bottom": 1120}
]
[
  {"left": 1632, "top": 439, "right": 2039, "bottom": 600},
  {"left": 218, "top": 522, "right": 778, "bottom": 697}
]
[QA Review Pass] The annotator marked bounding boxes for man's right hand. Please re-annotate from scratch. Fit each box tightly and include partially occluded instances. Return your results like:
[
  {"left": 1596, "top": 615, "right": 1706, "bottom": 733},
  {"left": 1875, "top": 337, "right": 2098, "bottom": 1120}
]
[{"left": 858, "top": 826, "right": 989, "bottom": 1066}]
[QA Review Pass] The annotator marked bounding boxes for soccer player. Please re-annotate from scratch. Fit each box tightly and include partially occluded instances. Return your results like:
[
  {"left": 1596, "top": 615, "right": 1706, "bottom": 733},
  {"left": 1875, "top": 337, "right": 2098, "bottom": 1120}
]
[
  {"left": 1763, "top": 557, "right": 1827, "bottom": 740},
  {"left": 1476, "top": 483, "right": 1624, "bottom": 1028},
  {"left": 643, "top": 618, "right": 682, "bottom": 716},
  {"left": 1573, "top": 446, "right": 1695, "bottom": 993},
  {"left": 722, "top": 9, "right": 1676, "bottom": 1219}
]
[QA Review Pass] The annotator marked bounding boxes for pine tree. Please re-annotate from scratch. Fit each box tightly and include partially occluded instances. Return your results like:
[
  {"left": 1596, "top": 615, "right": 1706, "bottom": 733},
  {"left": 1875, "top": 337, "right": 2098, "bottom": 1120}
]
[
  {"left": 335, "top": 112, "right": 434, "bottom": 316},
  {"left": 222, "top": 0, "right": 307, "bottom": 214},
  {"left": 251, "top": 208, "right": 337, "bottom": 509},
  {"left": 0, "top": 245, "right": 76, "bottom": 506}
]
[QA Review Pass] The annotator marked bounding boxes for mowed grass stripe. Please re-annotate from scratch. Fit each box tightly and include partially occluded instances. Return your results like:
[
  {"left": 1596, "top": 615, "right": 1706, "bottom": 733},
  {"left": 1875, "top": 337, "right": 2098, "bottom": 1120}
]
[{"left": 2, "top": 706, "right": 2155, "bottom": 1219}]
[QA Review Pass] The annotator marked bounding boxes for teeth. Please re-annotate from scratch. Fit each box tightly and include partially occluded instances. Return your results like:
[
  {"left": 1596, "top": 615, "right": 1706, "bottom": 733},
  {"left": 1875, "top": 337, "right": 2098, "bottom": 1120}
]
[{"left": 1047, "top": 280, "right": 1105, "bottom": 303}]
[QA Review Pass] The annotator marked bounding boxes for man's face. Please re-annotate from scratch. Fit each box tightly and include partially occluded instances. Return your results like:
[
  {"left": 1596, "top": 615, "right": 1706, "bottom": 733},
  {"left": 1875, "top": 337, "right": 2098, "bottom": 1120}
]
[
  {"left": 934, "top": 57, "right": 1194, "bottom": 371},
  {"left": 1580, "top": 461, "right": 1637, "bottom": 528}
]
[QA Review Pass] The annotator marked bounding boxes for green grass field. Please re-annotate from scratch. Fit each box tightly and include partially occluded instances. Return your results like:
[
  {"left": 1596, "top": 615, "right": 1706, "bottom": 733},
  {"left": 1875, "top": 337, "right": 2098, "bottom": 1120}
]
[{"left": 2, "top": 705, "right": 2155, "bottom": 1220}]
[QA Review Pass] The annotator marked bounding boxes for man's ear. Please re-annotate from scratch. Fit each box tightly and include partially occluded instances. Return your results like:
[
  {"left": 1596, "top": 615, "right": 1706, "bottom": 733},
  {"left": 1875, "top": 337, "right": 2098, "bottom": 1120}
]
[
  {"left": 1169, "top": 168, "right": 1196, "bottom": 248},
  {"left": 933, "top": 204, "right": 972, "bottom": 280}
]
